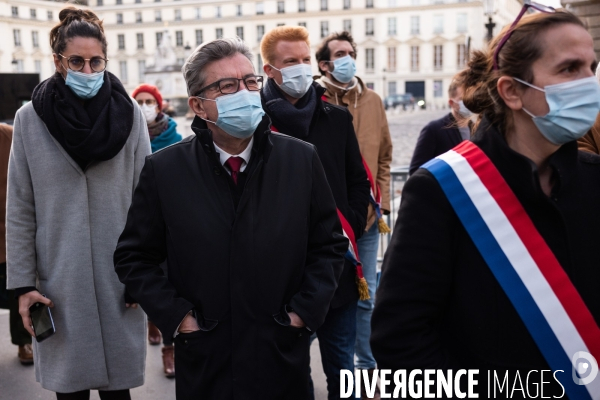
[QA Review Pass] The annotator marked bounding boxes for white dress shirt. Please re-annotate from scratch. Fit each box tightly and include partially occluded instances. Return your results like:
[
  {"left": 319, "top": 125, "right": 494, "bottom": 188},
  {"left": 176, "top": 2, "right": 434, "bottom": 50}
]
[{"left": 213, "top": 137, "right": 254, "bottom": 174}]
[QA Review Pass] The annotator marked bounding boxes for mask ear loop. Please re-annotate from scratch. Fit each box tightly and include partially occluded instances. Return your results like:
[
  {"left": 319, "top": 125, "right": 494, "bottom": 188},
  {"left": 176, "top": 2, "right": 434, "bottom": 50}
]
[
  {"left": 512, "top": 77, "right": 545, "bottom": 118},
  {"left": 194, "top": 96, "right": 218, "bottom": 125}
]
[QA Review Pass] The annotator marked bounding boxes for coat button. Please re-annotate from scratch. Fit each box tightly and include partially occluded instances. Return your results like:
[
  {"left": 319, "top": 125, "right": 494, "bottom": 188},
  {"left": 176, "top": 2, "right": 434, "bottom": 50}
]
[
  {"left": 213, "top": 166, "right": 221, "bottom": 175},
  {"left": 184, "top": 340, "right": 188, "bottom": 344},
  {"left": 204, "top": 143, "right": 212, "bottom": 153}
]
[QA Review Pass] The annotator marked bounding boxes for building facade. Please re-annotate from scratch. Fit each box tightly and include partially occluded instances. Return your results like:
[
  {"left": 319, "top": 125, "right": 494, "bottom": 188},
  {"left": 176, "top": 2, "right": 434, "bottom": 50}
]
[{"left": 1, "top": 0, "right": 522, "bottom": 106}]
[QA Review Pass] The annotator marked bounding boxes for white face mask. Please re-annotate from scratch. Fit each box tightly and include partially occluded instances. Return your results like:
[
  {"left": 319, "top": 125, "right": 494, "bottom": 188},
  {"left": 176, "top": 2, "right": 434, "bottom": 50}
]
[
  {"left": 141, "top": 104, "right": 158, "bottom": 123},
  {"left": 458, "top": 100, "right": 473, "bottom": 118},
  {"left": 269, "top": 63, "right": 313, "bottom": 98}
]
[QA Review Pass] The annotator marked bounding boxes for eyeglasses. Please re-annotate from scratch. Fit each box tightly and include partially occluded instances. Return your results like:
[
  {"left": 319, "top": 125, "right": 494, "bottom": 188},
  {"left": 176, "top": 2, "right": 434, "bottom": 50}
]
[
  {"left": 195, "top": 75, "right": 264, "bottom": 96},
  {"left": 492, "top": 2, "right": 556, "bottom": 70},
  {"left": 58, "top": 53, "right": 109, "bottom": 73},
  {"left": 136, "top": 99, "right": 157, "bottom": 106}
]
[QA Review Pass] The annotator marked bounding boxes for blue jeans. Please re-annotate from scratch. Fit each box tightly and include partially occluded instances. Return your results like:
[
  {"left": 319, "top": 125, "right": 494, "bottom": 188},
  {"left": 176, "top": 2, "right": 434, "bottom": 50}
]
[
  {"left": 309, "top": 300, "right": 358, "bottom": 400},
  {"left": 355, "top": 223, "right": 379, "bottom": 370}
]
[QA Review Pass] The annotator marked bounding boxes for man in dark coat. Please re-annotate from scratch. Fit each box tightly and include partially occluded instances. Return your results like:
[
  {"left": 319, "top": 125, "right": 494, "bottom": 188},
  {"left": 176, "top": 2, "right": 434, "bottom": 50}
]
[
  {"left": 408, "top": 71, "right": 472, "bottom": 175},
  {"left": 114, "top": 38, "right": 348, "bottom": 400},
  {"left": 259, "top": 26, "right": 370, "bottom": 399}
]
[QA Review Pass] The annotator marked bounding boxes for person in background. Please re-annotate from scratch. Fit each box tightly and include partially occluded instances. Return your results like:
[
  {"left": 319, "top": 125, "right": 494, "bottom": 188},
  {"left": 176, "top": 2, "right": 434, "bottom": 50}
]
[
  {"left": 7, "top": 7, "right": 150, "bottom": 400},
  {"left": 114, "top": 37, "right": 347, "bottom": 400},
  {"left": 0, "top": 123, "right": 33, "bottom": 365},
  {"left": 315, "top": 31, "right": 393, "bottom": 399},
  {"left": 372, "top": 8, "right": 600, "bottom": 398},
  {"left": 408, "top": 70, "right": 473, "bottom": 176},
  {"left": 260, "top": 26, "right": 371, "bottom": 400},
  {"left": 577, "top": 65, "right": 600, "bottom": 153},
  {"left": 131, "top": 83, "right": 181, "bottom": 378},
  {"left": 132, "top": 84, "right": 182, "bottom": 154}
]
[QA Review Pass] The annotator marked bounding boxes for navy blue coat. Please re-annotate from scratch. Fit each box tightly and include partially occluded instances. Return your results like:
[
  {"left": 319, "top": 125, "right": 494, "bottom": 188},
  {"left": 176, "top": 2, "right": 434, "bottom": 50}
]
[{"left": 409, "top": 112, "right": 465, "bottom": 175}]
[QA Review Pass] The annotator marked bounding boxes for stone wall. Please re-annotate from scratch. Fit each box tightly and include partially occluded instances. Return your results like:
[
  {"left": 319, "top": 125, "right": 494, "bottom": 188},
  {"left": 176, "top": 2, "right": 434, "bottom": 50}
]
[{"left": 562, "top": 0, "right": 600, "bottom": 59}]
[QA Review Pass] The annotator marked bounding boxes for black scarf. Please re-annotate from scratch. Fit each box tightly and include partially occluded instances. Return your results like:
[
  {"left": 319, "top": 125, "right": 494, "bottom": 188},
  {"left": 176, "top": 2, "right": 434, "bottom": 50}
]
[
  {"left": 261, "top": 78, "right": 317, "bottom": 138},
  {"left": 32, "top": 71, "right": 134, "bottom": 170}
]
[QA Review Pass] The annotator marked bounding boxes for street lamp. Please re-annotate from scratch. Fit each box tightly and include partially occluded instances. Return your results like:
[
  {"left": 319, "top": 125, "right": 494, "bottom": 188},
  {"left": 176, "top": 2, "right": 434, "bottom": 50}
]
[{"left": 484, "top": 0, "right": 496, "bottom": 43}]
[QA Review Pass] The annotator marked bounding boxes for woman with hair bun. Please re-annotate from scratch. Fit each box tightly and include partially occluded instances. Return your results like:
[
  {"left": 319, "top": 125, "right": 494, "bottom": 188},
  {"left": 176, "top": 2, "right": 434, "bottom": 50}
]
[
  {"left": 372, "top": 7, "right": 600, "bottom": 398},
  {"left": 6, "top": 6, "right": 150, "bottom": 400}
]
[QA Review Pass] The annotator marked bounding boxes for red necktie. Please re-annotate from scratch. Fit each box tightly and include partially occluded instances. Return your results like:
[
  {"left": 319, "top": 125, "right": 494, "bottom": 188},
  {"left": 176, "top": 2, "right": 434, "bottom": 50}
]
[{"left": 225, "top": 156, "right": 244, "bottom": 184}]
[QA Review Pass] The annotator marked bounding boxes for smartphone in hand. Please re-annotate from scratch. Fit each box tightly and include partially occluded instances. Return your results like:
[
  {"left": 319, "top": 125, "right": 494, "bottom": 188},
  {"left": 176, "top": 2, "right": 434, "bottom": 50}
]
[{"left": 29, "top": 298, "right": 55, "bottom": 342}]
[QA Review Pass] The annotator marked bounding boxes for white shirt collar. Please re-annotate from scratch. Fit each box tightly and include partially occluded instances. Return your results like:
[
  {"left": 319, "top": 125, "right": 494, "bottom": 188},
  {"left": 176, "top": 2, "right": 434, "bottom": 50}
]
[{"left": 213, "top": 137, "right": 254, "bottom": 173}]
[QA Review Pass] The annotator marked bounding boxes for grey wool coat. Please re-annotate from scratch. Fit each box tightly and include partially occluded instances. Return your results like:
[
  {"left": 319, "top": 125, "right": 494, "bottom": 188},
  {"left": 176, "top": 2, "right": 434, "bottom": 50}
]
[{"left": 6, "top": 101, "right": 151, "bottom": 393}]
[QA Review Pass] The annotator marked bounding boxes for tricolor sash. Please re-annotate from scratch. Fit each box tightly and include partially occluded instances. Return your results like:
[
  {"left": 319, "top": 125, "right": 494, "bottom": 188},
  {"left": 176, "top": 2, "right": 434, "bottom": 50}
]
[
  {"left": 321, "top": 94, "right": 391, "bottom": 234},
  {"left": 336, "top": 209, "right": 369, "bottom": 301},
  {"left": 422, "top": 140, "right": 600, "bottom": 400},
  {"left": 270, "top": 125, "right": 369, "bottom": 300}
]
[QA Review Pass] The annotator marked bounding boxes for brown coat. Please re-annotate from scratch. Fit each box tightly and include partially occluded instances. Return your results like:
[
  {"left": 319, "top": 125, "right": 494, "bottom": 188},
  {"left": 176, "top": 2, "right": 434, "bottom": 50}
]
[
  {"left": 578, "top": 113, "right": 600, "bottom": 154},
  {"left": 0, "top": 124, "right": 12, "bottom": 263},
  {"left": 317, "top": 76, "right": 393, "bottom": 230}
]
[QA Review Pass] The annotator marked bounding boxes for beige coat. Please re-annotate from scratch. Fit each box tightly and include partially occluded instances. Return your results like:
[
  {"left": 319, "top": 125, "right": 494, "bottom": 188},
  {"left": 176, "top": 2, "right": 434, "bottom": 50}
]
[
  {"left": 317, "top": 76, "right": 393, "bottom": 230},
  {"left": 578, "top": 113, "right": 600, "bottom": 154}
]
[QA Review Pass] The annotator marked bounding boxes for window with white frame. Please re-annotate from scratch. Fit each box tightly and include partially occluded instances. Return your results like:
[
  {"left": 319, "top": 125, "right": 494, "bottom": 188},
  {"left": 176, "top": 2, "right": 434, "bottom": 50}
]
[
  {"left": 216, "top": 28, "right": 223, "bottom": 39},
  {"left": 116, "top": 0, "right": 122, "bottom": 4},
  {"left": 457, "top": 44, "right": 466, "bottom": 68},
  {"left": 298, "top": 22, "right": 307, "bottom": 27},
  {"left": 366, "top": 0, "right": 374, "bottom": 8},
  {"left": 278, "top": 1, "right": 285, "bottom": 13},
  {"left": 366, "top": 48, "right": 375, "bottom": 71},
  {"left": 388, "top": 81, "right": 397, "bottom": 96},
  {"left": 433, "top": 15, "right": 444, "bottom": 34},
  {"left": 256, "top": 2, "right": 264, "bottom": 15},
  {"left": 434, "top": 80, "right": 443, "bottom": 97},
  {"left": 30, "top": 8, "right": 36, "bottom": 19},
  {"left": 321, "top": 21, "right": 329, "bottom": 38},
  {"left": 299, "top": 0, "right": 306, "bottom": 12},
  {"left": 366, "top": 18, "right": 374, "bottom": 36},
  {"left": 97, "top": 0, "right": 103, "bottom": 5},
  {"left": 137, "top": 33, "right": 144, "bottom": 49},
  {"left": 11, "top": 6, "right": 18, "bottom": 17},
  {"left": 343, "top": 0, "right": 351, "bottom": 9},
  {"left": 120, "top": 61, "right": 128, "bottom": 84},
  {"left": 13, "top": 29, "right": 21, "bottom": 46},
  {"left": 118, "top": 34, "right": 125, "bottom": 50},
  {"left": 35, "top": 60, "right": 42, "bottom": 73},
  {"left": 138, "top": 60, "right": 146, "bottom": 83},
  {"left": 236, "top": 26, "right": 244, "bottom": 40},
  {"left": 257, "top": 55, "right": 263, "bottom": 75},
  {"left": 434, "top": 45, "right": 443, "bottom": 70},
  {"left": 32, "top": 31, "right": 39, "bottom": 48},
  {"left": 411, "top": 45, "right": 419, "bottom": 71},
  {"left": 410, "top": 16, "right": 420, "bottom": 35},
  {"left": 343, "top": 19, "right": 352, "bottom": 33},
  {"left": 155, "top": 10, "right": 161, "bottom": 22},
  {"left": 156, "top": 31, "right": 163, "bottom": 46},
  {"left": 176, "top": 31, "right": 183, "bottom": 46},
  {"left": 215, "top": 6, "right": 221, "bottom": 18},
  {"left": 457, "top": 13, "right": 467, "bottom": 33},
  {"left": 195, "top": 7, "right": 201, "bottom": 19},
  {"left": 15, "top": 60, "right": 23, "bottom": 72},
  {"left": 321, "top": 0, "right": 328, "bottom": 11},
  {"left": 387, "top": 47, "right": 396, "bottom": 71},
  {"left": 257, "top": 25, "right": 265, "bottom": 42},
  {"left": 117, "top": 13, "right": 123, "bottom": 24},
  {"left": 236, "top": 5, "right": 242, "bottom": 16},
  {"left": 135, "top": 12, "right": 142, "bottom": 23},
  {"left": 175, "top": 9, "right": 182, "bottom": 21},
  {"left": 48, "top": 11, "right": 53, "bottom": 21},
  {"left": 195, "top": 29, "right": 203, "bottom": 45},
  {"left": 388, "top": 17, "right": 397, "bottom": 35}
]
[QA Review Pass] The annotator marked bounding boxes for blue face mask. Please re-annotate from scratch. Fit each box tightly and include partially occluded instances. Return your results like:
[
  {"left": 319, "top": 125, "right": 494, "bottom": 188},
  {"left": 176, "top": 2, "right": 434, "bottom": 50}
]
[
  {"left": 330, "top": 55, "right": 356, "bottom": 84},
  {"left": 198, "top": 89, "right": 265, "bottom": 139},
  {"left": 514, "top": 76, "right": 600, "bottom": 145},
  {"left": 65, "top": 70, "right": 104, "bottom": 99},
  {"left": 269, "top": 63, "right": 313, "bottom": 98}
]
